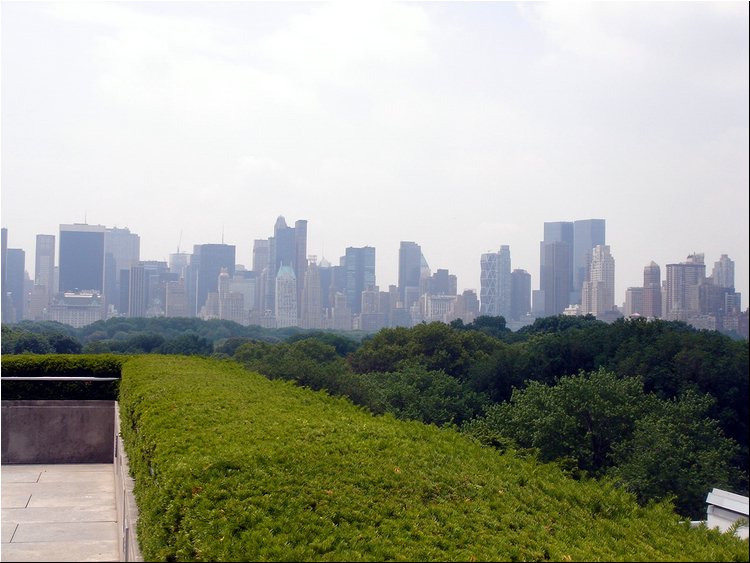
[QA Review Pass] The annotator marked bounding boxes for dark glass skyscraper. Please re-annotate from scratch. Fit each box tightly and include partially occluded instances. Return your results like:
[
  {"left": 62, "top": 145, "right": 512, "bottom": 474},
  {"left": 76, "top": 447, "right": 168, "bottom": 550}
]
[
  {"left": 343, "top": 246, "right": 375, "bottom": 314},
  {"left": 538, "top": 219, "right": 605, "bottom": 314},
  {"left": 189, "top": 243, "right": 236, "bottom": 317},
  {"left": 59, "top": 224, "right": 106, "bottom": 293},
  {"left": 398, "top": 241, "right": 422, "bottom": 308}
]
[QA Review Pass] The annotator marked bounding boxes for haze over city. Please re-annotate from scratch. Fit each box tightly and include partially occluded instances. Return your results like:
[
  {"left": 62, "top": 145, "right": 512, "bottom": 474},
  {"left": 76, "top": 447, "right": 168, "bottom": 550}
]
[{"left": 2, "top": 1, "right": 748, "bottom": 304}]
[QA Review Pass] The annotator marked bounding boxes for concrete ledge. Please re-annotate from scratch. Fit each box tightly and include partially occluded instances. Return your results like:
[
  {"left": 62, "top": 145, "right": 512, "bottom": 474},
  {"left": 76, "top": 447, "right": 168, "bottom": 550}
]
[
  {"left": 114, "top": 402, "right": 143, "bottom": 562},
  {"left": 1, "top": 400, "right": 115, "bottom": 464}
]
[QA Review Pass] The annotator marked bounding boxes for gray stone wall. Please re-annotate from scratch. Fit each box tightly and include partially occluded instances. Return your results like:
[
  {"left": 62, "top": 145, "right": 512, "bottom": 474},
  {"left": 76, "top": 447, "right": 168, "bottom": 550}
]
[{"left": 1, "top": 400, "right": 115, "bottom": 464}]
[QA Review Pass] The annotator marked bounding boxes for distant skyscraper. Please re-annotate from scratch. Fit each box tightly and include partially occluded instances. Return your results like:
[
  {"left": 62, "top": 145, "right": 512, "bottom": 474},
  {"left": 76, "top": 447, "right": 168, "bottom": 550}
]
[
  {"left": 252, "top": 239, "right": 270, "bottom": 274},
  {"left": 169, "top": 252, "right": 191, "bottom": 278},
  {"left": 538, "top": 219, "right": 605, "bottom": 314},
  {"left": 711, "top": 254, "right": 735, "bottom": 289},
  {"left": 343, "top": 246, "right": 376, "bottom": 315},
  {"left": 1, "top": 228, "right": 11, "bottom": 323},
  {"left": 104, "top": 227, "right": 140, "bottom": 314},
  {"left": 624, "top": 287, "right": 644, "bottom": 317},
  {"left": 34, "top": 234, "right": 55, "bottom": 311},
  {"left": 581, "top": 244, "right": 615, "bottom": 317},
  {"left": 398, "top": 241, "right": 422, "bottom": 308},
  {"left": 665, "top": 253, "right": 706, "bottom": 320},
  {"left": 6, "top": 248, "right": 25, "bottom": 322},
  {"left": 480, "top": 246, "right": 512, "bottom": 319},
  {"left": 301, "top": 258, "right": 322, "bottom": 329},
  {"left": 510, "top": 269, "right": 531, "bottom": 321},
  {"left": 275, "top": 264, "right": 297, "bottom": 328},
  {"left": 166, "top": 279, "right": 189, "bottom": 318},
  {"left": 573, "top": 219, "right": 606, "bottom": 303},
  {"left": 539, "top": 240, "right": 571, "bottom": 316},
  {"left": 35, "top": 234, "right": 55, "bottom": 294},
  {"left": 428, "top": 269, "right": 457, "bottom": 296},
  {"left": 642, "top": 261, "right": 662, "bottom": 319},
  {"left": 128, "top": 265, "right": 147, "bottom": 318},
  {"left": 265, "top": 217, "right": 307, "bottom": 318},
  {"left": 188, "top": 243, "right": 236, "bottom": 317},
  {"left": 59, "top": 224, "right": 106, "bottom": 293}
]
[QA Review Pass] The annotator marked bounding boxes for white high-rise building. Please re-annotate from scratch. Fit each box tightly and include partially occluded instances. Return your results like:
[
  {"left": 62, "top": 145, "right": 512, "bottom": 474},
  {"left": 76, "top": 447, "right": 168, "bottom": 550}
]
[
  {"left": 480, "top": 245, "right": 512, "bottom": 319},
  {"left": 711, "top": 254, "right": 735, "bottom": 289},
  {"left": 581, "top": 245, "right": 615, "bottom": 317},
  {"left": 275, "top": 264, "right": 298, "bottom": 328}
]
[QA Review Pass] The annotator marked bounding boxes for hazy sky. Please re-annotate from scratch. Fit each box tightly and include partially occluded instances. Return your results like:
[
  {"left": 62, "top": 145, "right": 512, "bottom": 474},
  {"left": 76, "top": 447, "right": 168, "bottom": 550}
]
[{"left": 2, "top": 1, "right": 748, "bottom": 305}]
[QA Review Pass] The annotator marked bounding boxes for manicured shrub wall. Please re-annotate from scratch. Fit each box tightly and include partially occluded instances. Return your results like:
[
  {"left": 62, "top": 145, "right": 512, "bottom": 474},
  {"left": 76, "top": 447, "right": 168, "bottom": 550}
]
[
  {"left": 118, "top": 355, "right": 748, "bottom": 562},
  {"left": 1, "top": 355, "right": 122, "bottom": 400}
]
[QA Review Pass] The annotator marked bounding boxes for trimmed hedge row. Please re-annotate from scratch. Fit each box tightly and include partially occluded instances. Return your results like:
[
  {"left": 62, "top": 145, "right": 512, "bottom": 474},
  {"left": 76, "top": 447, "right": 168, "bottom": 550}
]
[
  {"left": 1, "top": 354, "right": 122, "bottom": 400},
  {"left": 118, "top": 355, "right": 749, "bottom": 562}
]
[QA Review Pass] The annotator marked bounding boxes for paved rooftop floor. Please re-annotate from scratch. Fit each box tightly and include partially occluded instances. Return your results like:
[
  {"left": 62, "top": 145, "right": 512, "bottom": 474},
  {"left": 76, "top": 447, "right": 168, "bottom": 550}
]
[{"left": 1, "top": 464, "right": 118, "bottom": 562}]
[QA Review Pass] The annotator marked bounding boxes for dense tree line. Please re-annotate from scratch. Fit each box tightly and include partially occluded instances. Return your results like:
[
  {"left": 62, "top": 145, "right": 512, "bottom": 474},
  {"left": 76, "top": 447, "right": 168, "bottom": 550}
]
[{"left": 2, "top": 315, "right": 747, "bottom": 519}]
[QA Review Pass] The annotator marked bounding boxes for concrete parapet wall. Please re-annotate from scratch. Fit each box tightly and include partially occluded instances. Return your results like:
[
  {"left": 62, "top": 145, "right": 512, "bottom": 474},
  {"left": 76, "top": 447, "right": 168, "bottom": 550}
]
[
  {"left": 115, "top": 402, "right": 143, "bottom": 562},
  {"left": 1, "top": 399, "right": 115, "bottom": 464}
]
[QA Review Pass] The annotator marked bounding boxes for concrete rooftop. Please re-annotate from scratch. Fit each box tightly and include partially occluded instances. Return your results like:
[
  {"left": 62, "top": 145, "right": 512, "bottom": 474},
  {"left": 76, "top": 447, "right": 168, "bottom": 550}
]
[{"left": 1, "top": 464, "right": 118, "bottom": 562}]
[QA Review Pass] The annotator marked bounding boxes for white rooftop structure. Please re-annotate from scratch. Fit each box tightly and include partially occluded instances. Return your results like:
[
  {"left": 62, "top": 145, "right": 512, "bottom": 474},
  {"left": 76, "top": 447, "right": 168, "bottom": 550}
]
[{"left": 704, "top": 488, "right": 749, "bottom": 539}]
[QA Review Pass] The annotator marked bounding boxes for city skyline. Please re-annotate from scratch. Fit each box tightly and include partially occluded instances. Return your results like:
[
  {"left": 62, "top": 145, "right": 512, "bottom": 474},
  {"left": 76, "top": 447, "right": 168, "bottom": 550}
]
[
  {"left": 1, "top": 216, "right": 744, "bottom": 313},
  {"left": 2, "top": 2, "right": 748, "bottom": 303}
]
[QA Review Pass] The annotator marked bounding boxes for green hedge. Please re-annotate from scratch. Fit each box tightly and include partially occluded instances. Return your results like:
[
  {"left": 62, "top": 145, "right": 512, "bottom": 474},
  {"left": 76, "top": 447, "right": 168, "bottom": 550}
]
[
  {"left": 118, "top": 356, "right": 748, "bottom": 562},
  {"left": 1, "top": 354, "right": 122, "bottom": 400}
]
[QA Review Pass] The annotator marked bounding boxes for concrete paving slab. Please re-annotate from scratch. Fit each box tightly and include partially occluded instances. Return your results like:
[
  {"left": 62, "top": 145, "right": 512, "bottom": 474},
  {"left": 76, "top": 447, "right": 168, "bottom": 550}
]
[
  {"left": 0, "top": 539, "right": 119, "bottom": 562},
  {"left": 1, "top": 494, "right": 30, "bottom": 508},
  {"left": 2, "top": 506, "right": 117, "bottom": 524},
  {"left": 1, "top": 523, "right": 18, "bottom": 543},
  {"left": 4, "top": 479, "right": 115, "bottom": 496},
  {"left": 0, "top": 470, "right": 41, "bottom": 484},
  {"left": 12, "top": 522, "right": 117, "bottom": 543},
  {"left": 26, "top": 493, "right": 114, "bottom": 509},
  {"left": 1, "top": 464, "right": 119, "bottom": 562}
]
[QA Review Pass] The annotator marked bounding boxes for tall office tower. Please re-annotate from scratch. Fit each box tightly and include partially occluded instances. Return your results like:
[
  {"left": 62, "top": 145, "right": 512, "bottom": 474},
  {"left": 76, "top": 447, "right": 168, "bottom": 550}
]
[
  {"left": 293, "top": 220, "right": 308, "bottom": 317},
  {"left": 580, "top": 244, "right": 615, "bottom": 317},
  {"left": 573, "top": 219, "right": 606, "bottom": 303},
  {"left": 343, "top": 246, "right": 376, "bottom": 315},
  {"left": 169, "top": 252, "right": 191, "bottom": 278},
  {"left": 301, "top": 258, "right": 323, "bottom": 329},
  {"left": 128, "top": 265, "right": 147, "bottom": 318},
  {"left": 275, "top": 264, "right": 297, "bottom": 328},
  {"left": 6, "top": 248, "right": 26, "bottom": 322},
  {"left": 214, "top": 268, "right": 245, "bottom": 323},
  {"left": 252, "top": 239, "right": 270, "bottom": 274},
  {"left": 480, "top": 246, "right": 512, "bottom": 318},
  {"left": 642, "top": 261, "right": 662, "bottom": 319},
  {"left": 624, "top": 287, "right": 644, "bottom": 317},
  {"left": 35, "top": 235, "right": 56, "bottom": 306},
  {"left": 538, "top": 222, "right": 573, "bottom": 315},
  {"left": 331, "top": 291, "right": 352, "bottom": 330},
  {"left": 59, "top": 224, "right": 106, "bottom": 293},
  {"left": 360, "top": 285, "right": 386, "bottom": 331},
  {"left": 264, "top": 217, "right": 307, "bottom": 318},
  {"left": 510, "top": 269, "right": 531, "bottom": 321},
  {"left": 711, "top": 254, "right": 735, "bottom": 289},
  {"left": 104, "top": 227, "right": 140, "bottom": 314},
  {"left": 537, "top": 219, "right": 604, "bottom": 314},
  {"left": 188, "top": 243, "right": 236, "bottom": 317},
  {"left": 539, "top": 240, "right": 571, "bottom": 316},
  {"left": 429, "top": 269, "right": 457, "bottom": 296},
  {"left": 317, "top": 258, "right": 334, "bottom": 310},
  {"left": 665, "top": 253, "right": 706, "bottom": 320},
  {"left": 1, "top": 228, "right": 11, "bottom": 322},
  {"left": 398, "top": 241, "right": 422, "bottom": 308},
  {"left": 166, "top": 279, "right": 189, "bottom": 317}
]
